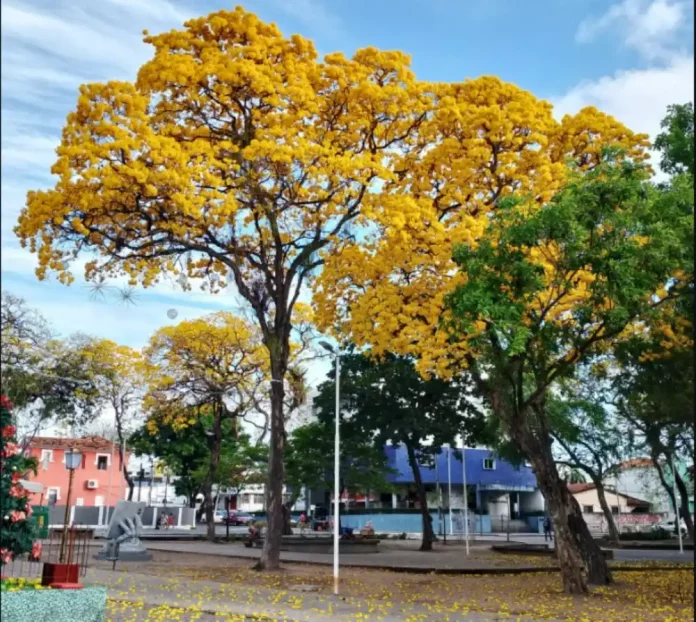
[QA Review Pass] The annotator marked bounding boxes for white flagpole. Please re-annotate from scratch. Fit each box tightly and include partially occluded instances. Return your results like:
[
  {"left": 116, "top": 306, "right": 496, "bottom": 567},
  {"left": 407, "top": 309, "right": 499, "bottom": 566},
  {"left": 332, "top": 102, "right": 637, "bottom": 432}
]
[
  {"left": 462, "top": 443, "right": 470, "bottom": 555},
  {"left": 447, "top": 446, "right": 453, "bottom": 537}
]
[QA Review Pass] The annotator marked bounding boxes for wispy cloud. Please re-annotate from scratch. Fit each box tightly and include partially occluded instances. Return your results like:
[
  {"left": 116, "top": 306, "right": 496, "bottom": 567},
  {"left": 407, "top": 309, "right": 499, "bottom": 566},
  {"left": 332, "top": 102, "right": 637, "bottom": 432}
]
[{"left": 576, "top": 0, "right": 692, "bottom": 61}]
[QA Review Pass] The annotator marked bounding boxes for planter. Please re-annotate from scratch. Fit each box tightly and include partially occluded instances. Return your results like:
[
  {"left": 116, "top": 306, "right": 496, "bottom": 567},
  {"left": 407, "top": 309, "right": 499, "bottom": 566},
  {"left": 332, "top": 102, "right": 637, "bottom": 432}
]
[
  {"left": 41, "top": 562, "right": 80, "bottom": 586},
  {"left": 1, "top": 585, "right": 107, "bottom": 621}
]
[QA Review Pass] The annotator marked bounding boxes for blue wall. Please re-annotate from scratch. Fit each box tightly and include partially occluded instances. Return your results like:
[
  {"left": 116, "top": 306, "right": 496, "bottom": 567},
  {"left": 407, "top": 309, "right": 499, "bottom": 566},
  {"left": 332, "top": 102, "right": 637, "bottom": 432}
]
[
  {"left": 384, "top": 446, "right": 537, "bottom": 490},
  {"left": 340, "top": 512, "right": 492, "bottom": 534}
]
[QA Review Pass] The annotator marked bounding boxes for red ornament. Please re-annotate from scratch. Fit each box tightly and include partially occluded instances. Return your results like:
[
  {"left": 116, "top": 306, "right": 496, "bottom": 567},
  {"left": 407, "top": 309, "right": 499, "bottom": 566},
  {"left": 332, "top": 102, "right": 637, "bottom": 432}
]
[
  {"left": 0, "top": 394, "right": 12, "bottom": 410},
  {"left": 1, "top": 425, "right": 16, "bottom": 438}
]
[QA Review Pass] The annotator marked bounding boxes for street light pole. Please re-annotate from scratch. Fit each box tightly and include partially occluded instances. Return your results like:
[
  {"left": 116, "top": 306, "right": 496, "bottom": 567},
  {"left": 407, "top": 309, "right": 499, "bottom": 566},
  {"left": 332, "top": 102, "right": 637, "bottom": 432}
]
[
  {"left": 320, "top": 341, "right": 341, "bottom": 596},
  {"left": 60, "top": 448, "right": 82, "bottom": 564},
  {"left": 447, "top": 445, "right": 453, "bottom": 538},
  {"left": 461, "top": 443, "right": 469, "bottom": 555}
]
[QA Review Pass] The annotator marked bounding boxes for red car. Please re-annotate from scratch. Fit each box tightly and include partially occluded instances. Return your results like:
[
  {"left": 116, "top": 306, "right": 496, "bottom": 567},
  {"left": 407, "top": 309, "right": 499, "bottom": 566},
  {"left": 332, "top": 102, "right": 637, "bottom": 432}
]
[{"left": 225, "top": 511, "right": 254, "bottom": 526}]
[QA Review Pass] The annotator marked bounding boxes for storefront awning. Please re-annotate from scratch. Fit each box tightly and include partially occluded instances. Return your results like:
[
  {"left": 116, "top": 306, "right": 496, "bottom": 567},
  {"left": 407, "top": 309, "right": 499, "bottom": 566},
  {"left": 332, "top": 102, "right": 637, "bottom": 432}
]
[{"left": 20, "top": 479, "right": 44, "bottom": 494}]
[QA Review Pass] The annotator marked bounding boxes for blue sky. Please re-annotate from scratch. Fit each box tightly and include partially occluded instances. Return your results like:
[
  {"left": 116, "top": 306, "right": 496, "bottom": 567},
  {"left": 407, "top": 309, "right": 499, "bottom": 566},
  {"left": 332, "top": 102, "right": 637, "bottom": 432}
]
[{"left": 2, "top": 0, "right": 694, "bottom": 391}]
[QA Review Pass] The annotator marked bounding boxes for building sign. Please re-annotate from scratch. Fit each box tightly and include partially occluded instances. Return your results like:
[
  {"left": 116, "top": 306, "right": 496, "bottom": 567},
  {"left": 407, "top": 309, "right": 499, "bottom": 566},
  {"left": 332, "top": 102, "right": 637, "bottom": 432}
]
[{"left": 616, "top": 513, "right": 661, "bottom": 524}]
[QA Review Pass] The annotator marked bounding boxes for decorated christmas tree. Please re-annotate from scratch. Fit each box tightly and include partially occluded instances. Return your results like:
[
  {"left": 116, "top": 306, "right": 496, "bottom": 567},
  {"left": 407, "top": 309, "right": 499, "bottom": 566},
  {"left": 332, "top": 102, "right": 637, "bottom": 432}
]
[{"left": 1, "top": 394, "right": 40, "bottom": 565}]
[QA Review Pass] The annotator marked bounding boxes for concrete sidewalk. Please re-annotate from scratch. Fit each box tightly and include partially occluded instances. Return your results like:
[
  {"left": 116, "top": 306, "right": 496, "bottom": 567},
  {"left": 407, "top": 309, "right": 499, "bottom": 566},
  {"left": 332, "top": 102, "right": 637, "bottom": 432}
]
[
  {"left": 94, "top": 568, "right": 544, "bottom": 621},
  {"left": 138, "top": 539, "right": 562, "bottom": 574},
  {"left": 126, "top": 538, "right": 693, "bottom": 574}
]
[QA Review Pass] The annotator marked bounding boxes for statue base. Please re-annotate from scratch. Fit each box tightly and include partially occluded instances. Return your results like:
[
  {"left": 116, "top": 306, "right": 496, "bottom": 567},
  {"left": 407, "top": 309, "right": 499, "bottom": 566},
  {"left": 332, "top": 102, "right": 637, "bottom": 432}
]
[{"left": 94, "top": 539, "right": 152, "bottom": 562}]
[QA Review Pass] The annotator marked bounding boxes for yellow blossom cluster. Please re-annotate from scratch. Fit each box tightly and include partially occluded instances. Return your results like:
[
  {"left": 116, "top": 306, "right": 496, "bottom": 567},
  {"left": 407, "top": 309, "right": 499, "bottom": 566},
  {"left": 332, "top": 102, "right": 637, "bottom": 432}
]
[
  {"left": 143, "top": 311, "right": 268, "bottom": 431},
  {"left": 314, "top": 79, "right": 649, "bottom": 376}
]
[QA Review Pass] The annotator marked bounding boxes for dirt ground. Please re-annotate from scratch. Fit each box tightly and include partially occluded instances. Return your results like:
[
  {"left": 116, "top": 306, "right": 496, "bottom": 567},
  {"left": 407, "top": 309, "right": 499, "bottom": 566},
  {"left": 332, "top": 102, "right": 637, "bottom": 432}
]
[{"left": 93, "top": 551, "right": 694, "bottom": 621}]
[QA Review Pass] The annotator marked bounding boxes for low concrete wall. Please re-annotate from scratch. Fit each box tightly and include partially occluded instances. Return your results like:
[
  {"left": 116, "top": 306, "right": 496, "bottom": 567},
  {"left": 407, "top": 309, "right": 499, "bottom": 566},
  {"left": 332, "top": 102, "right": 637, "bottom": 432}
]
[
  {"left": 339, "top": 512, "right": 492, "bottom": 535},
  {"left": 1, "top": 585, "right": 107, "bottom": 622},
  {"left": 45, "top": 505, "right": 196, "bottom": 529}
]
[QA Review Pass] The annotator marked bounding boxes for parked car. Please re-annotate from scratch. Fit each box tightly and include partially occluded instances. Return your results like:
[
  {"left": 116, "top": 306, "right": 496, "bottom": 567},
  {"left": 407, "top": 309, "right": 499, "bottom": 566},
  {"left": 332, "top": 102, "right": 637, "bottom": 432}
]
[
  {"left": 213, "top": 509, "right": 229, "bottom": 524},
  {"left": 225, "top": 511, "right": 255, "bottom": 526},
  {"left": 651, "top": 518, "right": 688, "bottom": 537}
]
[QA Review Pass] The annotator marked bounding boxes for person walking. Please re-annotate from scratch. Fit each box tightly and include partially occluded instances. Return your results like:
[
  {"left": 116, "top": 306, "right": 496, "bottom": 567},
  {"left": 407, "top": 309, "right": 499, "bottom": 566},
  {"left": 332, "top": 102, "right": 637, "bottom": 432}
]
[{"left": 543, "top": 516, "right": 553, "bottom": 542}]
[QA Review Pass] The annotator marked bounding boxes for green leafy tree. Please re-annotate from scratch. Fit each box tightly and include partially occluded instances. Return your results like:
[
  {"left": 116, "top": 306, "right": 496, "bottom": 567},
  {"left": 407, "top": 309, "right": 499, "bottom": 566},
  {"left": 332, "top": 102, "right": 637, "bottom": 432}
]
[
  {"left": 548, "top": 383, "right": 626, "bottom": 542},
  {"left": 313, "top": 350, "right": 485, "bottom": 551},
  {"left": 611, "top": 103, "right": 694, "bottom": 540},
  {"left": 654, "top": 103, "right": 694, "bottom": 177},
  {"left": 0, "top": 395, "right": 39, "bottom": 566},
  {"left": 131, "top": 413, "right": 266, "bottom": 519},
  {"left": 1, "top": 294, "right": 101, "bottom": 443},
  {"left": 445, "top": 152, "right": 692, "bottom": 593},
  {"left": 130, "top": 418, "right": 211, "bottom": 508},
  {"left": 285, "top": 419, "right": 394, "bottom": 531}
]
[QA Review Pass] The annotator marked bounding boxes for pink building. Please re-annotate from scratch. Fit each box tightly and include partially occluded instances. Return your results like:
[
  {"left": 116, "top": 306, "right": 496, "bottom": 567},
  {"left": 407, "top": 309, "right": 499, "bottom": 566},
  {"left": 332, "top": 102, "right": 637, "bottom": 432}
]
[{"left": 24, "top": 436, "right": 131, "bottom": 507}]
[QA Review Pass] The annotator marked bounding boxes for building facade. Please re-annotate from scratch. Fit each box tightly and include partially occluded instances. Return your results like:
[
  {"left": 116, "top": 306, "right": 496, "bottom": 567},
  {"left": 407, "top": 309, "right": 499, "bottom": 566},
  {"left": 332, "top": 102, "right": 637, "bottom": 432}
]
[
  {"left": 24, "top": 436, "right": 131, "bottom": 507},
  {"left": 604, "top": 458, "right": 695, "bottom": 516}
]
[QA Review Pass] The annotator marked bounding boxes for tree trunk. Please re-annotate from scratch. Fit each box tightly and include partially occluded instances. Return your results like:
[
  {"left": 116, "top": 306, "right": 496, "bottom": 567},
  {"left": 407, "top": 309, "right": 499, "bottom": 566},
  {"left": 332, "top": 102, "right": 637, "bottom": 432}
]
[
  {"left": 651, "top": 453, "right": 678, "bottom": 514},
  {"left": 282, "top": 495, "right": 298, "bottom": 536},
  {"left": 593, "top": 479, "right": 620, "bottom": 542},
  {"left": 521, "top": 432, "right": 612, "bottom": 591},
  {"left": 113, "top": 410, "right": 134, "bottom": 502},
  {"left": 674, "top": 468, "right": 694, "bottom": 540},
  {"left": 258, "top": 362, "right": 286, "bottom": 570},
  {"left": 406, "top": 443, "right": 436, "bottom": 551},
  {"left": 205, "top": 407, "right": 223, "bottom": 541},
  {"left": 203, "top": 485, "right": 215, "bottom": 539}
]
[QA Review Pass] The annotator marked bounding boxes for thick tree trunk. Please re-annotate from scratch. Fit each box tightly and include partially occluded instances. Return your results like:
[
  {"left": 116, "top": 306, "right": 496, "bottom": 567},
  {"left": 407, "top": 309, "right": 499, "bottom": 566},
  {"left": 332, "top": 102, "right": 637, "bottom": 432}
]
[
  {"left": 674, "top": 468, "right": 694, "bottom": 540},
  {"left": 566, "top": 493, "right": 612, "bottom": 586},
  {"left": 259, "top": 363, "right": 286, "bottom": 570},
  {"left": 533, "top": 457, "right": 590, "bottom": 593},
  {"left": 520, "top": 428, "right": 612, "bottom": 592},
  {"left": 593, "top": 479, "right": 620, "bottom": 542},
  {"left": 406, "top": 443, "right": 436, "bottom": 551},
  {"left": 203, "top": 486, "right": 215, "bottom": 539},
  {"left": 205, "top": 408, "right": 223, "bottom": 541}
]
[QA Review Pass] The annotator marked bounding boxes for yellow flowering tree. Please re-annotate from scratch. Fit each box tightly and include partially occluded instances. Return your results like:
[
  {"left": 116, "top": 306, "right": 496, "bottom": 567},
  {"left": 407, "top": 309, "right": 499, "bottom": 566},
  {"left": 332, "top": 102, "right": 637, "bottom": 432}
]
[
  {"left": 79, "top": 338, "right": 148, "bottom": 501},
  {"left": 144, "top": 311, "right": 269, "bottom": 539},
  {"left": 314, "top": 80, "right": 649, "bottom": 377},
  {"left": 15, "top": 7, "right": 428, "bottom": 568}
]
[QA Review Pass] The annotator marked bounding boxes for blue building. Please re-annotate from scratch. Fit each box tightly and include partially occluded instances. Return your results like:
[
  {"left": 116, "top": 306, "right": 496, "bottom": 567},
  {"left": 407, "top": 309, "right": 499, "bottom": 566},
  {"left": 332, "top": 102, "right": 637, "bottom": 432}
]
[
  {"left": 380, "top": 446, "right": 543, "bottom": 521},
  {"left": 303, "top": 445, "right": 545, "bottom": 534}
]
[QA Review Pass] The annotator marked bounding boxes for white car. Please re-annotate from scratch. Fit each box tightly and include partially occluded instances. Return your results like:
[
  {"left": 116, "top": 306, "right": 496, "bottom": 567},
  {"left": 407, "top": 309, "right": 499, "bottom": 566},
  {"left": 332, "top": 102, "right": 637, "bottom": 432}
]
[
  {"left": 213, "top": 509, "right": 229, "bottom": 524},
  {"left": 651, "top": 518, "right": 688, "bottom": 536}
]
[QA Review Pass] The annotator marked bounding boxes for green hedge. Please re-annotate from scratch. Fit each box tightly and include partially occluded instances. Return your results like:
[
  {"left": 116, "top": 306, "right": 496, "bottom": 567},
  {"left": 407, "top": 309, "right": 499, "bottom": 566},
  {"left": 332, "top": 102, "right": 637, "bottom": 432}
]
[{"left": 1, "top": 585, "right": 107, "bottom": 622}]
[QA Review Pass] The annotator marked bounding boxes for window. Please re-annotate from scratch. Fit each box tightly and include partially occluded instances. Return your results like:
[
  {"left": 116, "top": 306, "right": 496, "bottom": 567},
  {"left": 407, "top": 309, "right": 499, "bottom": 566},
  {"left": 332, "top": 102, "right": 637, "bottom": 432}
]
[
  {"left": 582, "top": 505, "right": 594, "bottom": 513},
  {"left": 40, "top": 449, "right": 53, "bottom": 470},
  {"left": 46, "top": 487, "right": 60, "bottom": 505},
  {"left": 95, "top": 496, "right": 104, "bottom": 507},
  {"left": 611, "top": 506, "right": 619, "bottom": 514},
  {"left": 483, "top": 458, "right": 496, "bottom": 471},
  {"left": 97, "top": 456, "right": 109, "bottom": 471},
  {"left": 75, "top": 498, "right": 84, "bottom": 506}
]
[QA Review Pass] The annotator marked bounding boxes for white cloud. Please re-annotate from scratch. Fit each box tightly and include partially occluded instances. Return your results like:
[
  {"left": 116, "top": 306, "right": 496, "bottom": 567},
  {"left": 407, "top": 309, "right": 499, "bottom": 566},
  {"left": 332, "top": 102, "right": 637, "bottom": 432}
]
[
  {"left": 576, "top": 0, "right": 691, "bottom": 61},
  {"left": 551, "top": 54, "right": 694, "bottom": 179},
  {"left": 552, "top": 55, "right": 694, "bottom": 138}
]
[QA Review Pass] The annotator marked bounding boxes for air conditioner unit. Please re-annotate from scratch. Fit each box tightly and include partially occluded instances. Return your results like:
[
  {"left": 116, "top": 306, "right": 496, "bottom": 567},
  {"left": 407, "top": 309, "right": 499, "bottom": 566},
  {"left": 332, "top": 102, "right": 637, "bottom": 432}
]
[{"left": 86, "top": 480, "right": 99, "bottom": 490}]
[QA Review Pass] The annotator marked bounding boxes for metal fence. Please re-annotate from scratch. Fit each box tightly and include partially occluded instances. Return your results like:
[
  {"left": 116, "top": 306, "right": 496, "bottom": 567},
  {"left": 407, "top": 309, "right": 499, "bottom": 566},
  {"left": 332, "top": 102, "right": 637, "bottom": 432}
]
[{"left": 3, "top": 526, "right": 92, "bottom": 582}]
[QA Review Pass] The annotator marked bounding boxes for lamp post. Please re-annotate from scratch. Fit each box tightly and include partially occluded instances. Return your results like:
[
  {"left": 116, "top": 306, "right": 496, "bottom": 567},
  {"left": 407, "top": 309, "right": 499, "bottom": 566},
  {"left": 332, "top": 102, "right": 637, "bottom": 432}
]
[
  {"left": 447, "top": 445, "right": 453, "bottom": 538},
  {"left": 461, "top": 442, "right": 470, "bottom": 555},
  {"left": 60, "top": 447, "right": 82, "bottom": 563},
  {"left": 319, "top": 341, "right": 341, "bottom": 596}
]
